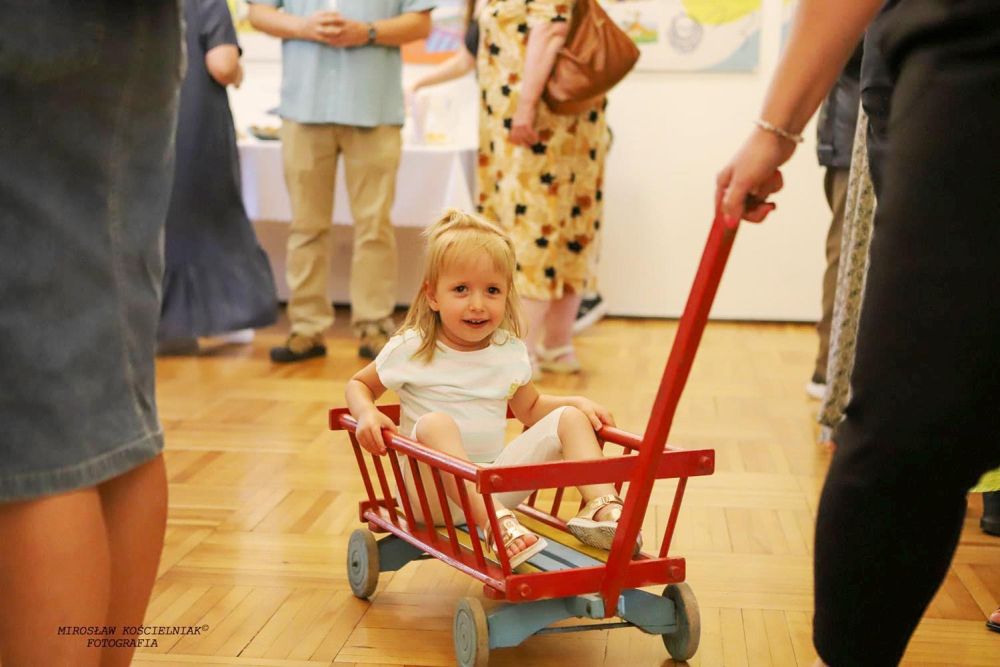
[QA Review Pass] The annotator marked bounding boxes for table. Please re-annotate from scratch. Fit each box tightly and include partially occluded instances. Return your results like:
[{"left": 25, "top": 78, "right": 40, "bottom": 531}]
[
  {"left": 238, "top": 138, "right": 478, "bottom": 303},
  {"left": 238, "top": 137, "right": 477, "bottom": 227}
]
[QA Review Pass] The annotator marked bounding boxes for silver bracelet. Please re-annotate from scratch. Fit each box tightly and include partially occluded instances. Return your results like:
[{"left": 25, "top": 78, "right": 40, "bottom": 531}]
[{"left": 754, "top": 118, "right": 804, "bottom": 144}]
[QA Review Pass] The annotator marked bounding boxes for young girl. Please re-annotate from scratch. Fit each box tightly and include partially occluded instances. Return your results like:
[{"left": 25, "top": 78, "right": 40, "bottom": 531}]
[{"left": 345, "top": 209, "right": 637, "bottom": 568}]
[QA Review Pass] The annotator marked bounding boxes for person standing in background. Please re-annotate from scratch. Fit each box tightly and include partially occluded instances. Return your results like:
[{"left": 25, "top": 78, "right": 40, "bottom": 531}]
[
  {"left": 248, "top": 0, "right": 435, "bottom": 363},
  {"left": 477, "top": 0, "right": 611, "bottom": 376},
  {"left": 717, "top": 0, "right": 1000, "bottom": 663},
  {"left": 0, "top": 4, "right": 181, "bottom": 665},
  {"left": 159, "top": 0, "right": 278, "bottom": 353},
  {"left": 806, "top": 43, "right": 862, "bottom": 401}
]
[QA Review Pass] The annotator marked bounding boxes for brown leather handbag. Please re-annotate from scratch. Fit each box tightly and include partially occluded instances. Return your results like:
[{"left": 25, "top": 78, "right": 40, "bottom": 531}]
[{"left": 542, "top": 0, "right": 640, "bottom": 115}]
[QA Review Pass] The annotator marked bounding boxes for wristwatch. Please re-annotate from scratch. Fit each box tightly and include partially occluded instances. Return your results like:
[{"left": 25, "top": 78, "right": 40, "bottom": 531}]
[{"left": 366, "top": 23, "right": 377, "bottom": 46}]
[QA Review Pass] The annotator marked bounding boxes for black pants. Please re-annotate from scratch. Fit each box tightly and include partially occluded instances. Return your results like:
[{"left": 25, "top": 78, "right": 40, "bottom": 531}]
[{"left": 814, "top": 1, "right": 1000, "bottom": 664}]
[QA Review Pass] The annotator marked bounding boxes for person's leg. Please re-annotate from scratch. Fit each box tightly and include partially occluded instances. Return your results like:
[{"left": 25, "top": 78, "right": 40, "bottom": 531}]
[
  {"left": 494, "top": 407, "right": 616, "bottom": 516},
  {"left": 813, "top": 167, "right": 848, "bottom": 386},
  {"left": 413, "top": 413, "right": 538, "bottom": 559},
  {"left": 97, "top": 455, "right": 167, "bottom": 667},
  {"left": 0, "top": 490, "right": 110, "bottom": 667},
  {"left": 279, "top": 120, "right": 338, "bottom": 345},
  {"left": 341, "top": 125, "right": 402, "bottom": 358},
  {"left": 520, "top": 297, "right": 549, "bottom": 359},
  {"left": 555, "top": 406, "right": 617, "bottom": 506},
  {"left": 814, "top": 4, "right": 1000, "bottom": 663},
  {"left": 542, "top": 290, "right": 583, "bottom": 353},
  {"left": 497, "top": 407, "right": 634, "bottom": 550},
  {"left": 982, "top": 490, "right": 1000, "bottom": 536}
]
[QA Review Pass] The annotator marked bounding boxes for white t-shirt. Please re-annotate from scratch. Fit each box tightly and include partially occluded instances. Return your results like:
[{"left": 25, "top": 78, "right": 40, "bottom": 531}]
[{"left": 375, "top": 329, "right": 533, "bottom": 464}]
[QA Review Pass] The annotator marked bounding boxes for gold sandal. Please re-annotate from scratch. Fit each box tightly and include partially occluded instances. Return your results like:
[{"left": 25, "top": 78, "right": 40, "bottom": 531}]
[
  {"left": 567, "top": 494, "right": 642, "bottom": 553},
  {"left": 484, "top": 508, "right": 548, "bottom": 568}
]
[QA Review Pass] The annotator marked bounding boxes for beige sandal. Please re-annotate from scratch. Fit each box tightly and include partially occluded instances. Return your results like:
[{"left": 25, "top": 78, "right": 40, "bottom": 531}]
[
  {"left": 484, "top": 508, "right": 548, "bottom": 568},
  {"left": 537, "top": 344, "right": 582, "bottom": 374},
  {"left": 567, "top": 494, "right": 642, "bottom": 553}
]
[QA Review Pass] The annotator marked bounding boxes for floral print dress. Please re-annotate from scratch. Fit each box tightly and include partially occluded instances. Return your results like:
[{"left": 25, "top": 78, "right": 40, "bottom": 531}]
[{"left": 476, "top": 0, "right": 609, "bottom": 301}]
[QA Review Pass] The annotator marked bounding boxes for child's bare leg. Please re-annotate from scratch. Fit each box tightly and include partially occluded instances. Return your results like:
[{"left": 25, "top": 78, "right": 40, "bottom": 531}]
[
  {"left": 0, "top": 489, "right": 110, "bottom": 667},
  {"left": 558, "top": 406, "right": 620, "bottom": 522},
  {"left": 415, "top": 412, "right": 537, "bottom": 556},
  {"left": 97, "top": 455, "right": 168, "bottom": 667}
]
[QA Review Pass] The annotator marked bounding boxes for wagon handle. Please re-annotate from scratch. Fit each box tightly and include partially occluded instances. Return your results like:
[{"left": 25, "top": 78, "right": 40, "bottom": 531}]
[{"left": 601, "top": 210, "right": 743, "bottom": 612}]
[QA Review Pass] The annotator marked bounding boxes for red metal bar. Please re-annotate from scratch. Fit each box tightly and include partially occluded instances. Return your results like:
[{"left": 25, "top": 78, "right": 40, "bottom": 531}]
[
  {"left": 362, "top": 509, "right": 506, "bottom": 593},
  {"left": 515, "top": 502, "right": 570, "bottom": 533},
  {"left": 550, "top": 487, "right": 565, "bottom": 517},
  {"left": 407, "top": 458, "right": 436, "bottom": 543},
  {"left": 370, "top": 453, "right": 399, "bottom": 528},
  {"left": 386, "top": 450, "right": 418, "bottom": 531},
  {"left": 456, "top": 479, "right": 487, "bottom": 570},
  {"left": 503, "top": 557, "right": 686, "bottom": 603},
  {"left": 430, "top": 467, "right": 462, "bottom": 559},
  {"left": 330, "top": 405, "right": 400, "bottom": 430},
  {"left": 478, "top": 448, "right": 714, "bottom": 494},
  {"left": 481, "top": 490, "right": 512, "bottom": 575},
  {"left": 525, "top": 490, "right": 539, "bottom": 508},
  {"left": 359, "top": 498, "right": 399, "bottom": 525},
  {"left": 659, "top": 477, "right": 688, "bottom": 558},
  {"left": 349, "top": 434, "right": 378, "bottom": 508},
  {"left": 335, "top": 413, "right": 479, "bottom": 481},
  {"left": 600, "top": 212, "right": 738, "bottom": 615},
  {"left": 597, "top": 425, "right": 644, "bottom": 452}
]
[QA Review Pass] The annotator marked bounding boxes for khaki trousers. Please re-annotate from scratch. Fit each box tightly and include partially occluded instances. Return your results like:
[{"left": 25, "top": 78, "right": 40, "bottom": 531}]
[
  {"left": 280, "top": 120, "right": 402, "bottom": 337},
  {"left": 814, "top": 167, "right": 849, "bottom": 381}
]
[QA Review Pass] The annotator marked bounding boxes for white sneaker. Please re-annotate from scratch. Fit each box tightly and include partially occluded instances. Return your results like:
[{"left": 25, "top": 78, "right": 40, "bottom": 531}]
[
  {"left": 201, "top": 328, "right": 255, "bottom": 347},
  {"left": 805, "top": 380, "right": 827, "bottom": 400}
]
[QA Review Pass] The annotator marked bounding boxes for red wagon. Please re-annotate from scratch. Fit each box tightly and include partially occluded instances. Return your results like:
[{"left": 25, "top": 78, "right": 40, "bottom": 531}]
[{"left": 330, "top": 213, "right": 742, "bottom": 665}]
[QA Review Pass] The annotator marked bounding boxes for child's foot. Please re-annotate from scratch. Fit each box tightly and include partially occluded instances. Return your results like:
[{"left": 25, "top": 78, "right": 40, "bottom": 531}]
[
  {"left": 567, "top": 494, "right": 642, "bottom": 554},
  {"left": 484, "top": 508, "right": 547, "bottom": 568}
]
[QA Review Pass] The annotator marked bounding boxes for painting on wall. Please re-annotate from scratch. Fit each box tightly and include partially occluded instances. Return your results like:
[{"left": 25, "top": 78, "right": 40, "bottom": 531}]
[
  {"left": 228, "top": 0, "right": 254, "bottom": 33},
  {"left": 601, "top": 0, "right": 761, "bottom": 73}
]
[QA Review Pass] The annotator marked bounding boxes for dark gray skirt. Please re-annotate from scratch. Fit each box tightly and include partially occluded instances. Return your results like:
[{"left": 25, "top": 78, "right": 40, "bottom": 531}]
[{"left": 0, "top": 2, "right": 182, "bottom": 501}]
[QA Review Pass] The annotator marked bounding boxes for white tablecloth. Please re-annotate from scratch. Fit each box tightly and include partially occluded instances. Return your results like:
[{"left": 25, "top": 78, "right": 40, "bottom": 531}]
[{"left": 238, "top": 137, "right": 477, "bottom": 227}]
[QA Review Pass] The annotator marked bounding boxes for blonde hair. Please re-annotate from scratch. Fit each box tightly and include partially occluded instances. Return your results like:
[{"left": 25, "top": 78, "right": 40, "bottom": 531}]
[{"left": 400, "top": 208, "right": 523, "bottom": 362}]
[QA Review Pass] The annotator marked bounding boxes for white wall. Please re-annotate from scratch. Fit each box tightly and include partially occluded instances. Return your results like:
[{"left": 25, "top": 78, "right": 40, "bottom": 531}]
[
  {"left": 598, "top": 0, "right": 828, "bottom": 321},
  {"left": 233, "top": 0, "right": 830, "bottom": 322}
]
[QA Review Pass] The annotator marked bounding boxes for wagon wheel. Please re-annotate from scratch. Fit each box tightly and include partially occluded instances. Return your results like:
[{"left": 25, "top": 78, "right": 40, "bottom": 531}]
[
  {"left": 453, "top": 597, "right": 490, "bottom": 667},
  {"left": 347, "top": 528, "right": 380, "bottom": 599},
  {"left": 661, "top": 582, "right": 701, "bottom": 661}
]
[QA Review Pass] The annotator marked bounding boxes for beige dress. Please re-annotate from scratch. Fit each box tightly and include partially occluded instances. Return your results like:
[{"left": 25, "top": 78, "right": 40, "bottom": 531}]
[{"left": 476, "top": 0, "right": 609, "bottom": 301}]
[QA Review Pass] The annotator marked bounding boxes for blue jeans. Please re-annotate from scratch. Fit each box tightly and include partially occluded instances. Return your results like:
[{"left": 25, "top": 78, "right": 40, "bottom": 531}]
[{"left": 0, "top": 2, "right": 182, "bottom": 501}]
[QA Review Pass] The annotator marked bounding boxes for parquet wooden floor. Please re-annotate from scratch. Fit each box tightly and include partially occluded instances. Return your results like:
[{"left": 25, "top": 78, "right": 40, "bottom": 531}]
[{"left": 138, "top": 310, "right": 999, "bottom": 666}]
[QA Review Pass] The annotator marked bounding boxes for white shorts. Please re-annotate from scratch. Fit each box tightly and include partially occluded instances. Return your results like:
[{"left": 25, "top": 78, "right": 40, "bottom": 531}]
[{"left": 401, "top": 406, "right": 569, "bottom": 525}]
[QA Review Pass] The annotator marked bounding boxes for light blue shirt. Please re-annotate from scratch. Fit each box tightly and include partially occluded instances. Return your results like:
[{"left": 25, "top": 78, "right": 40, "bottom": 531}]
[{"left": 254, "top": 0, "right": 436, "bottom": 126}]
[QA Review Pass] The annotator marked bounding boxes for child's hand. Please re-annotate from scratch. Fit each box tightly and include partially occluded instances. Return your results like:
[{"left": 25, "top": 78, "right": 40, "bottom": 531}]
[
  {"left": 355, "top": 408, "right": 397, "bottom": 455},
  {"left": 573, "top": 398, "right": 616, "bottom": 431}
]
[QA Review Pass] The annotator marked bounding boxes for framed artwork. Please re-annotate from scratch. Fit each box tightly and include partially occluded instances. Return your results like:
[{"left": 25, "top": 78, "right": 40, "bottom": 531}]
[{"left": 601, "top": 0, "right": 761, "bottom": 72}]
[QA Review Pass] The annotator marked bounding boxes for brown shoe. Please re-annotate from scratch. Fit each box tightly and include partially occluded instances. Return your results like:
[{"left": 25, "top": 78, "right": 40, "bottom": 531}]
[
  {"left": 270, "top": 333, "right": 326, "bottom": 363},
  {"left": 356, "top": 318, "right": 394, "bottom": 359}
]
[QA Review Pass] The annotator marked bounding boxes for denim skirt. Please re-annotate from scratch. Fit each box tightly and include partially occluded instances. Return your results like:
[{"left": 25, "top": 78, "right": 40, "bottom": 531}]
[{"left": 0, "top": 3, "right": 182, "bottom": 501}]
